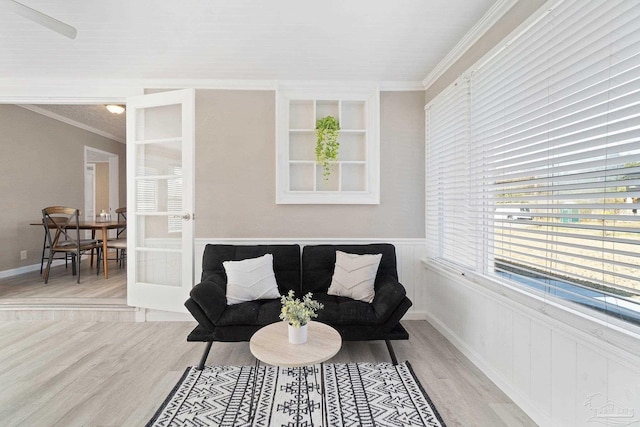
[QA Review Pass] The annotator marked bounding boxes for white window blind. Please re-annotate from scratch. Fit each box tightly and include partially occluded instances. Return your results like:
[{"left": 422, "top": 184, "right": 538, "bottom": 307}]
[
  {"left": 427, "top": 0, "right": 640, "bottom": 329},
  {"left": 136, "top": 167, "right": 158, "bottom": 213},
  {"left": 426, "top": 78, "right": 476, "bottom": 270}
]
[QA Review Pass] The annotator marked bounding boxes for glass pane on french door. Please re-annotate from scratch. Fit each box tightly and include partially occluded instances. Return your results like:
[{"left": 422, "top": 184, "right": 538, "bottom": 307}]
[{"left": 135, "top": 137, "right": 183, "bottom": 287}]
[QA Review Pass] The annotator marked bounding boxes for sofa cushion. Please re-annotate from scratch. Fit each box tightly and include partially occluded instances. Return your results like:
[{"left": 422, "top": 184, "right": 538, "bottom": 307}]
[
  {"left": 302, "top": 244, "right": 398, "bottom": 294},
  {"left": 328, "top": 251, "right": 381, "bottom": 303},
  {"left": 201, "top": 244, "right": 301, "bottom": 295},
  {"left": 223, "top": 254, "right": 281, "bottom": 305},
  {"left": 314, "top": 293, "right": 378, "bottom": 325},
  {"left": 216, "top": 299, "right": 282, "bottom": 326}
]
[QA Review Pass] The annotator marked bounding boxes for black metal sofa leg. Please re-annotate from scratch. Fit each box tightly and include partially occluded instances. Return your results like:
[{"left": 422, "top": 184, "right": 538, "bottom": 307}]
[
  {"left": 385, "top": 340, "right": 399, "bottom": 365},
  {"left": 197, "top": 341, "right": 213, "bottom": 370}
]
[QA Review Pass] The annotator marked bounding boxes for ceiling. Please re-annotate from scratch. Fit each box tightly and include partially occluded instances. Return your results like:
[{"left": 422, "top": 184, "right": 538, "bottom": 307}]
[
  {"left": 4, "top": 0, "right": 499, "bottom": 142},
  {"left": 1, "top": 0, "right": 497, "bottom": 83}
]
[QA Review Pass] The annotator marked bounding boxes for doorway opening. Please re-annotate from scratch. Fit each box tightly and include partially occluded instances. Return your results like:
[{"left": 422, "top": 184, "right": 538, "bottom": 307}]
[
  {"left": 85, "top": 146, "right": 120, "bottom": 239},
  {"left": 0, "top": 101, "right": 128, "bottom": 313}
]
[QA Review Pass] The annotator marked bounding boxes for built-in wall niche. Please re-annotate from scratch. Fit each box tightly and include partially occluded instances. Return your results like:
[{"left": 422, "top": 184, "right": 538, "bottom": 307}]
[{"left": 276, "top": 88, "right": 379, "bottom": 204}]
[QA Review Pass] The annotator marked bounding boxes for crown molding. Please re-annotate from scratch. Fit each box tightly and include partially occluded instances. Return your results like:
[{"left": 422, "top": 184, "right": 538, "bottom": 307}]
[
  {"left": 378, "top": 81, "right": 425, "bottom": 92},
  {"left": 145, "top": 79, "right": 423, "bottom": 92},
  {"left": 422, "top": 0, "right": 518, "bottom": 90},
  {"left": 18, "top": 104, "right": 125, "bottom": 144},
  {"left": 277, "top": 80, "right": 424, "bottom": 92},
  {"left": 0, "top": 78, "right": 424, "bottom": 98},
  {"left": 138, "top": 79, "right": 279, "bottom": 90}
]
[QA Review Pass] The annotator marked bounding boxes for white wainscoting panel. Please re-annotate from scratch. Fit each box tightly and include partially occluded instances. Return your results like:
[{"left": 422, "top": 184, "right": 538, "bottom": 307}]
[
  {"left": 422, "top": 261, "right": 640, "bottom": 427},
  {"left": 194, "top": 238, "right": 427, "bottom": 319},
  {"left": 551, "top": 329, "right": 577, "bottom": 425}
]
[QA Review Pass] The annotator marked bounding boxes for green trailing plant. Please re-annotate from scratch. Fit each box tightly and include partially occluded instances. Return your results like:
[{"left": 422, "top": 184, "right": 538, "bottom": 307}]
[
  {"left": 315, "top": 115, "right": 340, "bottom": 182},
  {"left": 279, "top": 290, "right": 323, "bottom": 328}
]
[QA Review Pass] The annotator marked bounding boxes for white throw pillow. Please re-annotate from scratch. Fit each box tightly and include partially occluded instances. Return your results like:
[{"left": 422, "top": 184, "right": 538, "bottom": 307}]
[
  {"left": 223, "top": 254, "right": 281, "bottom": 305},
  {"left": 328, "top": 251, "right": 382, "bottom": 303}
]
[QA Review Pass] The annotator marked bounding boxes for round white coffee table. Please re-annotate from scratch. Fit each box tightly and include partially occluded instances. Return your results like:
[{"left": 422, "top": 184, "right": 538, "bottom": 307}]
[
  {"left": 248, "top": 321, "right": 342, "bottom": 425},
  {"left": 250, "top": 320, "right": 342, "bottom": 366}
]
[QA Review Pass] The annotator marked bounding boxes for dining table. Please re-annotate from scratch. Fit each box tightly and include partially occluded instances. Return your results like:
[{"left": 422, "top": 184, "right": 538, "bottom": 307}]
[{"left": 32, "top": 220, "right": 126, "bottom": 279}]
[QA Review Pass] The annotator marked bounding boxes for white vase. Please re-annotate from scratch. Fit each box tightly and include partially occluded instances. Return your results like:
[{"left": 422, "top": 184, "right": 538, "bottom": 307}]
[{"left": 288, "top": 323, "right": 308, "bottom": 344}]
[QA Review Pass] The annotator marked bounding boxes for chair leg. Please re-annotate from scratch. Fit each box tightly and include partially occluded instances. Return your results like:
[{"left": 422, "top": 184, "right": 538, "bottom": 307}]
[
  {"left": 43, "top": 252, "right": 55, "bottom": 283},
  {"left": 385, "top": 340, "right": 399, "bottom": 365},
  {"left": 70, "top": 254, "right": 77, "bottom": 276},
  {"left": 197, "top": 342, "right": 214, "bottom": 370},
  {"left": 40, "top": 234, "right": 47, "bottom": 274},
  {"left": 76, "top": 249, "right": 81, "bottom": 284}
]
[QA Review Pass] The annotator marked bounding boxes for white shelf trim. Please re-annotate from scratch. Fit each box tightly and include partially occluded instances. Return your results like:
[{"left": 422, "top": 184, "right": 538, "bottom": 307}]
[{"left": 276, "top": 86, "right": 380, "bottom": 204}]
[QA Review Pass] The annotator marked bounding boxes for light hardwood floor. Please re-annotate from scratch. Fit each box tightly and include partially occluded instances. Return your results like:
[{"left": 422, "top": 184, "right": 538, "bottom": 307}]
[
  {"left": 0, "top": 319, "right": 537, "bottom": 427},
  {"left": 0, "top": 262, "right": 131, "bottom": 321},
  {"left": 0, "top": 262, "right": 126, "bottom": 303},
  {"left": 0, "top": 265, "right": 536, "bottom": 426}
]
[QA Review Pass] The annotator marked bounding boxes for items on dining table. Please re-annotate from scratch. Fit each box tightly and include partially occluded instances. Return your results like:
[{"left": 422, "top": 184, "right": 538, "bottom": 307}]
[{"left": 96, "top": 209, "right": 112, "bottom": 222}]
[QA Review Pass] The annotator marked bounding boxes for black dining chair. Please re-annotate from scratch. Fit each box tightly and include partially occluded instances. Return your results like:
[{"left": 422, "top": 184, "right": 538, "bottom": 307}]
[{"left": 42, "top": 206, "right": 102, "bottom": 284}]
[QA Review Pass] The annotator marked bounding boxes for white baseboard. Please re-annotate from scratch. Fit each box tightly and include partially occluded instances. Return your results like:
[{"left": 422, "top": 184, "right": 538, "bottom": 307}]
[
  {"left": 0, "top": 259, "right": 66, "bottom": 279},
  {"left": 403, "top": 311, "right": 427, "bottom": 321}
]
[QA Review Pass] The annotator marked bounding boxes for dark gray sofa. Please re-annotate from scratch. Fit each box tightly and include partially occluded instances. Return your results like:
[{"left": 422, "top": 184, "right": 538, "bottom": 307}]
[{"left": 185, "top": 243, "right": 412, "bottom": 369}]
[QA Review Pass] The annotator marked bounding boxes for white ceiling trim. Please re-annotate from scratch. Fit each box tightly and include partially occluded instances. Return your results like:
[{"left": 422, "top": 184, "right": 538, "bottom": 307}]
[
  {"left": 0, "top": 78, "right": 424, "bottom": 100},
  {"left": 422, "top": 0, "right": 518, "bottom": 89},
  {"left": 135, "top": 79, "right": 278, "bottom": 91},
  {"left": 470, "top": 0, "right": 563, "bottom": 73},
  {"left": 18, "top": 104, "right": 125, "bottom": 144},
  {"left": 366, "top": 81, "right": 424, "bottom": 92},
  {"left": 129, "top": 78, "right": 424, "bottom": 91},
  {"left": 0, "top": 96, "right": 127, "bottom": 104},
  {"left": 0, "top": 79, "right": 140, "bottom": 102},
  {"left": 278, "top": 80, "right": 424, "bottom": 92}
]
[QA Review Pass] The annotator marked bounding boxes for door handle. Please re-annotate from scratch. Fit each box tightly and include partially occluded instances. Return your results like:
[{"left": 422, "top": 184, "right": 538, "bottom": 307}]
[{"left": 182, "top": 213, "right": 191, "bottom": 220}]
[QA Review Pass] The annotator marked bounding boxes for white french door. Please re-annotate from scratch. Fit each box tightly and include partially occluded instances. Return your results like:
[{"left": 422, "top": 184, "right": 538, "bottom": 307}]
[{"left": 126, "top": 89, "right": 195, "bottom": 312}]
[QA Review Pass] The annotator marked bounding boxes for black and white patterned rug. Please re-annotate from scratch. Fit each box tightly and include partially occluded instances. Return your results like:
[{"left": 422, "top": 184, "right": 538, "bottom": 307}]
[{"left": 147, "top": 361, "right": 446, "bottom": 427}]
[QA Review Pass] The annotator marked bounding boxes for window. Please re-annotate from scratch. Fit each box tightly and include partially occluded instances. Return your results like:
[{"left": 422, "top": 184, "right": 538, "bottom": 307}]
[
  {"left": 426, "top": 0, "right": 640, "bottom": 331},
  {"left": 425, "top": 79, "right": 474, "bottom": 270}
]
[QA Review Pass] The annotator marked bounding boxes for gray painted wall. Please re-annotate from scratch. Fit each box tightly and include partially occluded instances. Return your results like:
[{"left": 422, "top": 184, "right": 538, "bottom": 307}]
[{"left": 194, "top": 90, "right": 425, "bottom": 238}]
